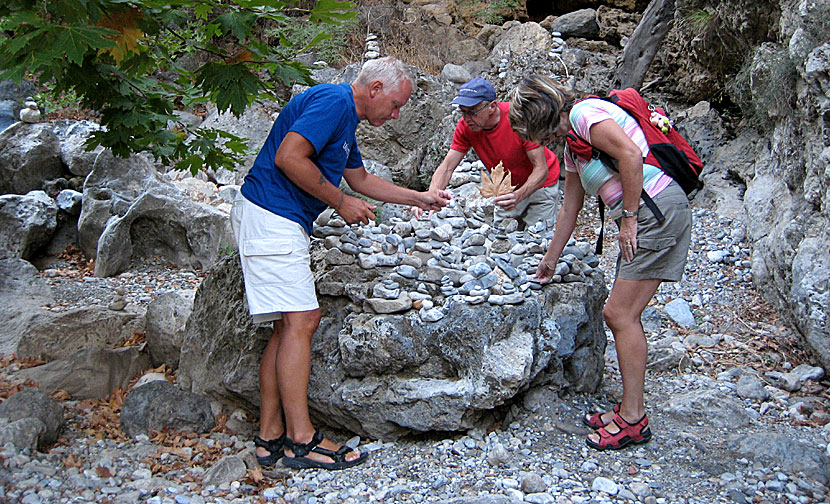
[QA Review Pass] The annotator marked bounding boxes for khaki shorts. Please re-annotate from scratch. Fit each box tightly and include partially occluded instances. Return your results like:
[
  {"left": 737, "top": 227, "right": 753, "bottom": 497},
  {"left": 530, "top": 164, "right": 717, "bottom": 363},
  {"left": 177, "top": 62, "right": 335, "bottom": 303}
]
[
  {"left": 230, "top": 194, "right": 318, "bottom": 323},
  {"left": 616, "top": 181, "right": 691, "bottom": 282},
  {"left": 496, "top": 183, "right": 561, "bottom": 231}
]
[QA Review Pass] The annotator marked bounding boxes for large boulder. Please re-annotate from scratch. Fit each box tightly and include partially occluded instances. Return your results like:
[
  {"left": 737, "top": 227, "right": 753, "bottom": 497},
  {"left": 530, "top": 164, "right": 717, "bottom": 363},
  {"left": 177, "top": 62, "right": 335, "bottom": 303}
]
[
  {"left": 78, "top": 150, "right": 169, "bottom": 259},
  {"left": 120, "top": 380, "right": 214, "bottom": 438},
  {"left": 15, "top": 305, "right": 145, "bottom": 361},
  {"left": 145, "top": 290, "right": 196, "bottom": 368},
  {"left": 488, "top": 23, "right": 551, "bottom": 66},
  {"left": 16, "top": 347, "right": 151, "bottom": 400},
  {"left": 179, "top": 201, "right": 607, "bottom": 439},
  {"left": 0, "top": 190, "right": 58, "bottom": 259},
  {"left": 53, "top": 120, "right": 104, "bottom": 178},
  {"left": 78, "top": 149, "right": 234, "bottom": 277},
  {"left": 550, "top": 9, "right": 600, "bottom": 39},
  {"left": 93, "top": 190, "right": 233, "bottom": 277},
  {"left": 0, "top": 123, "right": 63, "bottom": 195},
  {"left": 0, "top": 387, "right": 64, "bottom": 449},
  {"left": 0, "top": 258, "right": 54, "bottom": 356}
]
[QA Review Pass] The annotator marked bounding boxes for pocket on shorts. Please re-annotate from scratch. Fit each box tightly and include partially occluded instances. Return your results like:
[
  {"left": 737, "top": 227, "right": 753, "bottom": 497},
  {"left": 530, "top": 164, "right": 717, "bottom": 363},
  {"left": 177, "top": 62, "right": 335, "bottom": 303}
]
[
  {"left": 638, "top": 236, "right": 676, "bottom": 251},
  {"left": 241, "top": 237, "right": 309, "bottom": 286},
  {"left": 243, "top": 237, "right": 293, "bottom": 256}
]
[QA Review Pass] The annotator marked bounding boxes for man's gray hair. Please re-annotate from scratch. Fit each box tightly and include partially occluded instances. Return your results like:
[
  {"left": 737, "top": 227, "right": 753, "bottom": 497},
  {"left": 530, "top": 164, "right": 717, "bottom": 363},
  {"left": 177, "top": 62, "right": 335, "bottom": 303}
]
[{"left": 353, "top": 56, "right": 414, "bottom": 93}]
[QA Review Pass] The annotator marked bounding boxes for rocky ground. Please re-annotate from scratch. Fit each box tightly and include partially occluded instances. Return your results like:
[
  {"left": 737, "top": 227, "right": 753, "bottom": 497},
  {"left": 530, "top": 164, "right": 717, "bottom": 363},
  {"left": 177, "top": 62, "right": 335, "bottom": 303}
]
[{"left": 1, "top": 201, "right": 829, "bottom": 504}]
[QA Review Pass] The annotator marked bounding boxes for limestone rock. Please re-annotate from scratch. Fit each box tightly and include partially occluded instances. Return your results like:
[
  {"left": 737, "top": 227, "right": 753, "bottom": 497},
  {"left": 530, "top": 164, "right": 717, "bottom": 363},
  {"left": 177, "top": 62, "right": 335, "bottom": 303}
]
[
  {"left": 178, "top": 253, "right": 607, "bottom": 439},
  {"left": 550, "top": 9, "right": 599, "bottom": 39},
  {"left": 54, "top": 120, "right": 104, "bottom": 177},
  {"left": 15, "top": 305, "right": 145, "bottom": 361},
  {"left": 0, "top": 387, "right": 65, "bottom": 449},
  {"left": 145, "top": 290, "right": 196, "bottom": 368},
  {"left": 0, "top": 417, "right": 46, "bottom": 453},
  {"left": 203, "top": 456, "right": 247, "bottom": 487},
  {"left": 663, "top": 389, "right": 753, "bottom": 429},
  {"left": 121, "top": 380, "right": 214, "bottom": 438},
  {"left": 730, "top": 432, "right": 830, "bottom": 484},
  {"left": 489, "top": 23, "right": 551, "bottom": 65},
  {"left": 0, "top": 257, "right": 54, "bottom": 356},
  {"left": 0, "top": 190, "right": 58, "bottom": 260},
  {"left": 16, "top": 347, "right": 151, "bottom": 400},
  {"left": 0, "top": 122, "right": 63, "bottom": 195}
]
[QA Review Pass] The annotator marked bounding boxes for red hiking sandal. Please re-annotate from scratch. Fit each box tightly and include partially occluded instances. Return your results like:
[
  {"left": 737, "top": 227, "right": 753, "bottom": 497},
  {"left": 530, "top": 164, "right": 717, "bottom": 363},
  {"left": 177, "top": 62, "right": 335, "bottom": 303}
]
[
  {"left": 586, "top": 413, "right": 652, "bottom": 451},
  {"left": 582, "top": 403, "right": 620, "bottom": 430}
]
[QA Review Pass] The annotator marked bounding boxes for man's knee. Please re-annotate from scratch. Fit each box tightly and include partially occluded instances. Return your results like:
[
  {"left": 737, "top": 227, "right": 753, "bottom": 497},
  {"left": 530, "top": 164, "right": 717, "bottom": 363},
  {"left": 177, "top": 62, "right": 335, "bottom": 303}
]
[{"left": 282, "top": 309, "right": 322, "bottom": 335}]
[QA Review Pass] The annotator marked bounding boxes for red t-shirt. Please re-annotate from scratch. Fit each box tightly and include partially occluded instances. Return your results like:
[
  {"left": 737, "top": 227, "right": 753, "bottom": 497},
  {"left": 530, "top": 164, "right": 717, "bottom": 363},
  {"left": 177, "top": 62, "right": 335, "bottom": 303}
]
[{"left": 450, "top": 102, "right": 560, "bottom": 189}]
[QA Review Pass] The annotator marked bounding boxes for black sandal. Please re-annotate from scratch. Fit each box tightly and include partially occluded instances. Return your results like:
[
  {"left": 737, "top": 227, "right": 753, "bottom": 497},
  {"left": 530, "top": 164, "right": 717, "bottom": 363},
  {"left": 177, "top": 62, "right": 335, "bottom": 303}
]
[
  {"left": 282, "top": 429, "right": 368, "bottom": 470},
  {"left": 254, "top": 433, "right": 285, "bottom": 466}
]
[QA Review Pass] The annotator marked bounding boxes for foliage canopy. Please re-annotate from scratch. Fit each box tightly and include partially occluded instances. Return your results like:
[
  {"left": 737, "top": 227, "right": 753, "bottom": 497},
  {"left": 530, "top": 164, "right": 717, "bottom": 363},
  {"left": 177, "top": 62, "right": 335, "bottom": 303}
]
[{"left": 0, "top": 0, "right": 356, "bottom": 173}]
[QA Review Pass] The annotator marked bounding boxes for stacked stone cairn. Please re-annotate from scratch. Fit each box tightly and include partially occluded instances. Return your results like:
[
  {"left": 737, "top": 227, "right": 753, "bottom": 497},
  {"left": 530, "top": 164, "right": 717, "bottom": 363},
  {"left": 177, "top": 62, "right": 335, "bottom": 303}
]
[
  {"left": 19, "top": 97, "right": 40, "bottom": 123},
  {"left": 364, "top": 33, "right": 380, "bottom": 60},
  {"left": 550, "top": 30, "right": 567, "bottom": 54},
  {"left": 312, "top": 160, "right": 600, "bottom": 322}
]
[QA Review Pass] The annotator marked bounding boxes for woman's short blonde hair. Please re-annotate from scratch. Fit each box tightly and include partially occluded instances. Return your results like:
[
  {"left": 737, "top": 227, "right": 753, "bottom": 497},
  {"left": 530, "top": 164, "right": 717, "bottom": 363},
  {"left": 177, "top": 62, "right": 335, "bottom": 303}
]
[{"left": 508, "top": 75, "right": 578, "bottom": 143}]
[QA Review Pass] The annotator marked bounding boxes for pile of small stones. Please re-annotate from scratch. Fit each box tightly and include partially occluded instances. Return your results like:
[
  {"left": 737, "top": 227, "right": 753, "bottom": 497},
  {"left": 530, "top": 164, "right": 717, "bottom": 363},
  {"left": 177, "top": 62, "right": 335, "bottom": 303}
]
[{"left": 313, "top": 169, "right": 599, "bottom": 323}]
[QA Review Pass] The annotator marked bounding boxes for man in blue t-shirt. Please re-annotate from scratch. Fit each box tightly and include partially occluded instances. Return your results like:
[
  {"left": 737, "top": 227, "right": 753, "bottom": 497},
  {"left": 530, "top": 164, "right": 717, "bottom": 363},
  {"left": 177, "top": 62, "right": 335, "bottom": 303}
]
[{"left": 231, "top": 57, "right": 450, "bottom": 471}]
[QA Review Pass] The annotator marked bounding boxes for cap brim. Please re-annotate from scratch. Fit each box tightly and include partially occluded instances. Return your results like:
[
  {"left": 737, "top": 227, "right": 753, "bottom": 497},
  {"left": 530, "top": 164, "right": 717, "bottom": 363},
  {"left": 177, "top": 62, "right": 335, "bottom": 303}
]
[{"left": 450, "top": 96, "right": 485, "bottom": 107}]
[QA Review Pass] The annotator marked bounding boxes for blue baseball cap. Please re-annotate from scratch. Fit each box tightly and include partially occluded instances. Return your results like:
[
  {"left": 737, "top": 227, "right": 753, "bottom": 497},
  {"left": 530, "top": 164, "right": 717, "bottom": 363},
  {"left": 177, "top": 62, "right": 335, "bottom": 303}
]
[{"left": 450, "top": 78, "right": 496, "bottom": 107}]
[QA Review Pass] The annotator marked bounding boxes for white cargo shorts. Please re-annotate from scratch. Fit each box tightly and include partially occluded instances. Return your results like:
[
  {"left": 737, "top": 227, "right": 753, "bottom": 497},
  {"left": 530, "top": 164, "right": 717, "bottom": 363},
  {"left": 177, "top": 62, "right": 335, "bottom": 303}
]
[{"left": 230, "top": 193, "right": 318, "bottom": 323}]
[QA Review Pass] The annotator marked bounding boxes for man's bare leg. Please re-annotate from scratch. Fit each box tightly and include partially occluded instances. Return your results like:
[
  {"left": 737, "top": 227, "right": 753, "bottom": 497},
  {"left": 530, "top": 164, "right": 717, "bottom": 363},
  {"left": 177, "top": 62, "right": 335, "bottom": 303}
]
[
  {"left": 256, "top": 320, "right": 284, "bottom": 459},
  {"left": 278, "top": 309, "right": 362, "bottom": 464}
]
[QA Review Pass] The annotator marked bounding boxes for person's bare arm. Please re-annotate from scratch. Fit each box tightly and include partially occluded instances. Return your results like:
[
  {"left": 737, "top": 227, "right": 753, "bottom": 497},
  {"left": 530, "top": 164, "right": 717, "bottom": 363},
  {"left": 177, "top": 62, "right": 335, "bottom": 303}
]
[
  {"left": 494, "top": 146, "right": 549, "bottom": 210},
  {"left": 274, "top": 131, "right": 377, "bottom": 224},
  {"left": 587, "top": 118, "right": 644, "bottom": 261},
  {"left": 411, "top": 149, "right": 464, "bottom": 218},
  {"left": 535, "top": 170, "right": 585, "bottom": 283},
  {"left": 345, "top": 167, "right": 451, "bottom": 215}
]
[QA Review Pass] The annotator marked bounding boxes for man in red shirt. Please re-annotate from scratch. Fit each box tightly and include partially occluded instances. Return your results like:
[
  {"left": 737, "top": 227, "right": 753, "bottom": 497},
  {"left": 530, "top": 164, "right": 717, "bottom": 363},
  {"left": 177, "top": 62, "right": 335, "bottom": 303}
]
[{"left": 413, "top": 78, "right": 561, "bottom": 231}]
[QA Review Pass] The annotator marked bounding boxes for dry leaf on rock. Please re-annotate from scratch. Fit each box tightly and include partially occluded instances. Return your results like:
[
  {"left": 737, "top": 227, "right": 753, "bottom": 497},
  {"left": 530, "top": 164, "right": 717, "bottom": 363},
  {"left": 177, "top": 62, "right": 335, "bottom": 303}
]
[{"left": 479, "top": 161, "right": 515, "bottom": 198}]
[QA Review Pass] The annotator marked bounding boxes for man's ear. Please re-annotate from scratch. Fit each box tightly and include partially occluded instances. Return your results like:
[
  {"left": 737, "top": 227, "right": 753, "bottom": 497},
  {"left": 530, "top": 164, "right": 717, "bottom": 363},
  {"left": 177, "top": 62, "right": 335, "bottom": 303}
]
[{"left": 369, "top": 80, "right": 383, "bottom": 98}]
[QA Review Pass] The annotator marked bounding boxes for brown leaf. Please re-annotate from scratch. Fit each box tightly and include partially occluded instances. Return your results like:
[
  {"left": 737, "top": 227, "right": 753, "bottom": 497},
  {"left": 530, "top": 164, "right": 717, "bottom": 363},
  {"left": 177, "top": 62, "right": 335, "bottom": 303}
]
[
  {"left": 63, "top": 454, "right": 83, "bottom": 468},
  {"left": 248, "top": 466, "right": 264, "bottom": 484},
  {"left": 478, "top": 161, "right": 515, "bottom": 198},
  {"left": 96, "top": 465, "right": 113, "bottom": 478},
  {"left": 52, "top": 389, "right": 71, "bottom": 401}
]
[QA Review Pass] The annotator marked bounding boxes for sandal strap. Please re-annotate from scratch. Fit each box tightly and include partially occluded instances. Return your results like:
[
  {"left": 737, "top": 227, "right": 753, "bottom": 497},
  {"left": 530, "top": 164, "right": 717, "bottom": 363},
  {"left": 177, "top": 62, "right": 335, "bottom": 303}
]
[
  {"left": 254, "top": 433, "right": 285, "bottom": 453},
  {"left": 284, "top": 429, "right": 355, "bottom": 462},
  {"left": 285, "top": 429, "right": 325, "bottom": 457}
]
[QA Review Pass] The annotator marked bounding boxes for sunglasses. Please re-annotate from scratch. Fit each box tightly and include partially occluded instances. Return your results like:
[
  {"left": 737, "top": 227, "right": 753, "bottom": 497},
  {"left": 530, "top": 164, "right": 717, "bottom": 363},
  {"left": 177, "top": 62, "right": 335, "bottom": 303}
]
[{"left": 459, "top": 101, "right": 491, "bottom": 117}]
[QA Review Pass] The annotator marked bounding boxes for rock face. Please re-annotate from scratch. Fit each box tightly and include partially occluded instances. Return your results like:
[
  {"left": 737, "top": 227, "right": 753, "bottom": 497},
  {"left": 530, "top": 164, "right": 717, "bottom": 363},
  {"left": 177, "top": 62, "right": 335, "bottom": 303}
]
[
  {"left": 179, "top": 187, "right": 607, "bottom": 439},
  {"left": 736, "top": 10, "right": 830, "bottom": 369}
]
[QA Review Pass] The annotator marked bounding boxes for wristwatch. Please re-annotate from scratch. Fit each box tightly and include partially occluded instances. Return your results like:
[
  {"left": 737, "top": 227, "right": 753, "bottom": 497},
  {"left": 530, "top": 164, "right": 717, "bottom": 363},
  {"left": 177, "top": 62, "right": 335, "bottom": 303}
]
[{"left": 620, "top": 209, "right": 639, "bottom": 218}]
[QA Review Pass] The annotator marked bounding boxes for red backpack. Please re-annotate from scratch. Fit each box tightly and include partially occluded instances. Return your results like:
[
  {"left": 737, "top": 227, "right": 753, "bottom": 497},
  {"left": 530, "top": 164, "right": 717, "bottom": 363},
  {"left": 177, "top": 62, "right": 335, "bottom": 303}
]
[{"left": 565, "top": 88, "right": 704, "bottom": 253}]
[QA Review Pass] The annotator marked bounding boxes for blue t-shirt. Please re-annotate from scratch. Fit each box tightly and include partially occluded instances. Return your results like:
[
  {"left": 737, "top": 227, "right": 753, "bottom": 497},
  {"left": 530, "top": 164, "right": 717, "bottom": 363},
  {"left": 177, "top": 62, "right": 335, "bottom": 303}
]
[{"left": 240, "top": 83, "right": 363, "bottom": 235}]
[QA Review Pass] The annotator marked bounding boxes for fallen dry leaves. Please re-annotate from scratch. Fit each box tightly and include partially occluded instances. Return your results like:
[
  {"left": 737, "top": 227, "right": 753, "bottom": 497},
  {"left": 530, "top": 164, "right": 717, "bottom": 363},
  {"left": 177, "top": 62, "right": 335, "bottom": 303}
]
[
  {"left": 479, "top": 161, "right": 515, "bottom": 198},
  {"left": 114, "top": 330, "right": 147, "bottom": 349},
  {"left": 51, "top": 244, "right": 95, "bottom": 278}
]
